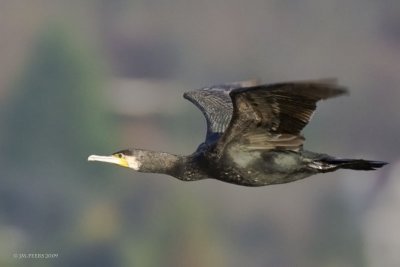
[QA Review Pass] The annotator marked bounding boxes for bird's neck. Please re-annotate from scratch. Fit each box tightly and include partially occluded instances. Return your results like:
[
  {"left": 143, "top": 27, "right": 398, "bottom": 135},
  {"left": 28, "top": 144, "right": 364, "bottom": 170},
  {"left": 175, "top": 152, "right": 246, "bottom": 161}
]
[
  {"left": 136, "top": 150, "right": 185, "bottom": 177},
  {"left": 136, "top": 150, "right": 206, "bottom": 181}
]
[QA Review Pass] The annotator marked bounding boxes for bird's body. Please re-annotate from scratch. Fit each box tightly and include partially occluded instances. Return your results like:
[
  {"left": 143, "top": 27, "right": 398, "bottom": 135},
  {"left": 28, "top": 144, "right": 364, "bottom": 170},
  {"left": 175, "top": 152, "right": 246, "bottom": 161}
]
[
  {"left": 181, "top": 148, "right": 315, "bottom": 186},
  {"left": 88, "top": 79, "right": 387, "bottom": 187}
]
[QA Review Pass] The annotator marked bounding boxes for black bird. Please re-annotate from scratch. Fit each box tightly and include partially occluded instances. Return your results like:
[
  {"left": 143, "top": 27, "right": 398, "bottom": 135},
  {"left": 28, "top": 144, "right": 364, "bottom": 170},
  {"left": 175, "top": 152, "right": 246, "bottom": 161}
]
[{"left": 88, "top": 79, "right": 387, "bottom": 186}]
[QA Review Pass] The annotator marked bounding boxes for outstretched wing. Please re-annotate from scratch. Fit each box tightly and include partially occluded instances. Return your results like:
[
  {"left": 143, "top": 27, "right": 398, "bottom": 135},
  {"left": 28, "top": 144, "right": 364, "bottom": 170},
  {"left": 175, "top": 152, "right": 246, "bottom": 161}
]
[
  {"left": 214, "top": 79, "right": 348, "bottom": 156},
  {"left": 184, "top": 80, "right": 259, "bottom": 142}
]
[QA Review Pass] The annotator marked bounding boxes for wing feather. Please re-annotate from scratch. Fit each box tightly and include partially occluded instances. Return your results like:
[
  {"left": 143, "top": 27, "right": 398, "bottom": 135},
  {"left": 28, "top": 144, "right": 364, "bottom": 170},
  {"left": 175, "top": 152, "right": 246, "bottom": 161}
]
[
  {"left": 183, "top": 79, "right": 260, "bottom": 142},
  {"left": 214, "top": 79, "right": 348, "bottom": 156}
]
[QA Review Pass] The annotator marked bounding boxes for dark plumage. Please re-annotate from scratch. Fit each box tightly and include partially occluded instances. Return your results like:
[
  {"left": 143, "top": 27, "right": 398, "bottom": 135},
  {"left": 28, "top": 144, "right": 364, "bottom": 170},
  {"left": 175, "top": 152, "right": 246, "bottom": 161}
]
[{"left": 88, "top": 79, "right": 387, "bottom": 186}]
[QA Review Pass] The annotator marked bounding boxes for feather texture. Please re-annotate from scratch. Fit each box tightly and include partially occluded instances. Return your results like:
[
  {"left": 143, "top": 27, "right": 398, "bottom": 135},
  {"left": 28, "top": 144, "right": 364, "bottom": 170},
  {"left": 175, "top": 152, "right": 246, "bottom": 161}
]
[{"left": 214, "top": 79, "right": 348, "bottom": 155}]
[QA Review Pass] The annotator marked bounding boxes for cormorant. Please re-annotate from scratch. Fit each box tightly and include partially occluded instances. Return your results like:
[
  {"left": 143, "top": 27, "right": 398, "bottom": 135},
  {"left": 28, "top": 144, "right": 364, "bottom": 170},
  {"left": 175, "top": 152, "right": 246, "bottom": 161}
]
[{"left": 88, "top": 79, "right": 387, "bottom": 187}]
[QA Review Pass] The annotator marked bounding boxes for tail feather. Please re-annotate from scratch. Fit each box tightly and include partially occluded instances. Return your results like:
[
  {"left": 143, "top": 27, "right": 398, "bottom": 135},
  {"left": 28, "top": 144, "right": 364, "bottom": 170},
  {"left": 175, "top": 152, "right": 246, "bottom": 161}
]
[{"left": 324, "top": 159, "right": 388, "bottom": 171}]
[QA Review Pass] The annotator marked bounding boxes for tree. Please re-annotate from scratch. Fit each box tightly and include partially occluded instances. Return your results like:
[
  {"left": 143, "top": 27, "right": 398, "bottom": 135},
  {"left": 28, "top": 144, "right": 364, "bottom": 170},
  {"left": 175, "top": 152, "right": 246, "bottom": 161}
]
[{"left": 0, "top": 24, "right": 118, "bottom": 267}]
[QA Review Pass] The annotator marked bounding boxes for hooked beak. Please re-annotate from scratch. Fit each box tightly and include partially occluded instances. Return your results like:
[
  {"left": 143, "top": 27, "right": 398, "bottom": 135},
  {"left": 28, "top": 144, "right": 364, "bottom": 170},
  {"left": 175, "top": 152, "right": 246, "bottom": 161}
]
[{"left": 87, "top": 155, "right": 129, "bottom": 167}]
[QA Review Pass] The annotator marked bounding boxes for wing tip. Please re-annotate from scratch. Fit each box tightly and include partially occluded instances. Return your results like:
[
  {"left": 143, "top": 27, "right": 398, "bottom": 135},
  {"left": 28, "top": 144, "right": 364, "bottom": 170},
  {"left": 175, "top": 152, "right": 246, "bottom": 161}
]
[
  {"left": 296, "top": 77, "right": 349, "bottom": 98},
  {"left": 322, "top": 85, "right": 349, "bottom": 99}
]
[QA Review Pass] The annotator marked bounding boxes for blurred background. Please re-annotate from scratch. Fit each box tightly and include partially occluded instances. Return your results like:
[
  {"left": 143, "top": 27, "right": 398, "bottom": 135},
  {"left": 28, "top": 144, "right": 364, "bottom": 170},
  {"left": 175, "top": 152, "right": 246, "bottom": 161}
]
[{"left": 0, "top": 0, "right": 399, "bottom": 266}]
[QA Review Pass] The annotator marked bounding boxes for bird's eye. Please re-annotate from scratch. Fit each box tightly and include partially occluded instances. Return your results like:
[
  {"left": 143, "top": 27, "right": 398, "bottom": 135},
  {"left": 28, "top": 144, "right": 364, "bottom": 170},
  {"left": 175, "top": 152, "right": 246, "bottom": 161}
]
[{"left": 116, "top": 153, "right": 122, "bottom": 158}]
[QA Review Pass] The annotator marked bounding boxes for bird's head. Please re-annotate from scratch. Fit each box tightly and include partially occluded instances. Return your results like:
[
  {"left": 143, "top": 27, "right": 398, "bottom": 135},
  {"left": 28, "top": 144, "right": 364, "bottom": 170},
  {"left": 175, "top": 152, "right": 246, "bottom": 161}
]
[{"left": 88, "top": 149, "right": 142, "bottom": 170}]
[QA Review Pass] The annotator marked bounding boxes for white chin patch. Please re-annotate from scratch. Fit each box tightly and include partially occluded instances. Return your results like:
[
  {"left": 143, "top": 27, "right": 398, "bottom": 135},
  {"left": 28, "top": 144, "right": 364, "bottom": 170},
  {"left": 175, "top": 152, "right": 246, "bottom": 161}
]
[{"left": 127, "top": 156, "right": 141, "bottom": 170}]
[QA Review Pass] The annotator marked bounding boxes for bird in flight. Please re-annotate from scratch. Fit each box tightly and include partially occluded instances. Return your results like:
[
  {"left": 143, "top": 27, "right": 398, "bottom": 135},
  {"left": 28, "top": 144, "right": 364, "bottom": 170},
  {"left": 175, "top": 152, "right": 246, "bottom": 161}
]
[{"left": 88, "top": 79, "right": 387, "bottom": 186}]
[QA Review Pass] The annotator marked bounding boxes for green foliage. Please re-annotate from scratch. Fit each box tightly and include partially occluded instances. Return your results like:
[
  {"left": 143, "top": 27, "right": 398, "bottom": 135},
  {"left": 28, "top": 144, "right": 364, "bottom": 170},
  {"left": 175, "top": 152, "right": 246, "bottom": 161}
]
[
  {"left": 2, "top": 24, "right": 113, "bottom": 174},
  {"left": 0, "top": 24, "right": 118, "bottom": 266}
]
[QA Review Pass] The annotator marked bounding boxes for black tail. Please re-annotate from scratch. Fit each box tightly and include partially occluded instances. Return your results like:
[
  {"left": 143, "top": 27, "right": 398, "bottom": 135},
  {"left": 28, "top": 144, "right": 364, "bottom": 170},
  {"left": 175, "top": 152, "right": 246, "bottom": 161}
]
[{"left": 324, "top": 159, "right": 388, "bottom": 171}]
